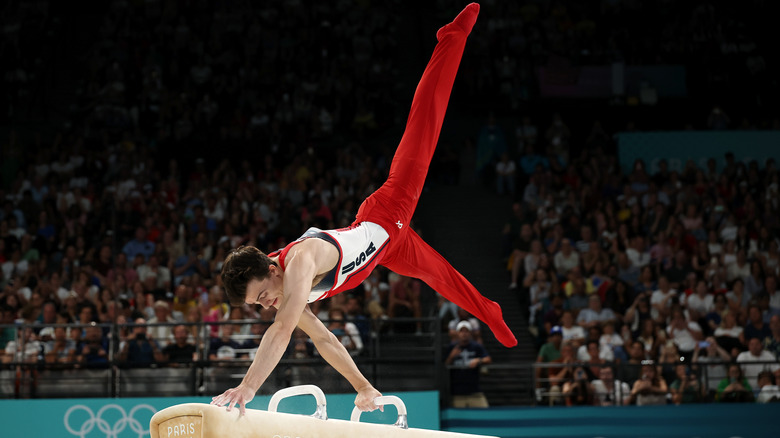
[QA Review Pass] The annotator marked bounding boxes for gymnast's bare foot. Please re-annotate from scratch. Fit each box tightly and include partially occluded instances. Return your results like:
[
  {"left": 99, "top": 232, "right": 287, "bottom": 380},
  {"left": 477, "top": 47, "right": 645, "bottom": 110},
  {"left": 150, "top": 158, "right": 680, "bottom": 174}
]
[{"left": 437, "top": 2, "right": 480, "bottom": 40}]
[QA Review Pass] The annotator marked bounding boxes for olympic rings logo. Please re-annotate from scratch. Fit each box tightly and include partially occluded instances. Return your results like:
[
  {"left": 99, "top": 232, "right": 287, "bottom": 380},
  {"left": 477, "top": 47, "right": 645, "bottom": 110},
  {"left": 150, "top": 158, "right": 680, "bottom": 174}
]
[{"left": 64, "top": 404, "right": 157, "bottom": 438}]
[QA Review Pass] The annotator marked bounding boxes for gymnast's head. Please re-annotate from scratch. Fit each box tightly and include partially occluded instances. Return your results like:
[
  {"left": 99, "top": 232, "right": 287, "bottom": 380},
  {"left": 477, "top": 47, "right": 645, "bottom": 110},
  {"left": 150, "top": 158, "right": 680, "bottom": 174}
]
[{"left": 221, "top": 246, "right": 278, "bottom": 307}]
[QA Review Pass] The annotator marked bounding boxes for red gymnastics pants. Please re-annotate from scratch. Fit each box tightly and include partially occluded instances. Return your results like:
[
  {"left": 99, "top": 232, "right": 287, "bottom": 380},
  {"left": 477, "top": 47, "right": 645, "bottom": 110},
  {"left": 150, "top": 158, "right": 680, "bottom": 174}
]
[{"left": 353, "top": 3, "right": 517, "bottom": 348}]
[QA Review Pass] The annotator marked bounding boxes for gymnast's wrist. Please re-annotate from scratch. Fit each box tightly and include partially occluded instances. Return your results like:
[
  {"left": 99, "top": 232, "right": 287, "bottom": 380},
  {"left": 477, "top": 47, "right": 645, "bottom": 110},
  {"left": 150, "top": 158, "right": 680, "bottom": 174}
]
[
  {"left": 356, "top": 381, "right": 375, "bottom": 393},
  {"left": 241, "top": 376, "right": 261, "bottom": 392}
]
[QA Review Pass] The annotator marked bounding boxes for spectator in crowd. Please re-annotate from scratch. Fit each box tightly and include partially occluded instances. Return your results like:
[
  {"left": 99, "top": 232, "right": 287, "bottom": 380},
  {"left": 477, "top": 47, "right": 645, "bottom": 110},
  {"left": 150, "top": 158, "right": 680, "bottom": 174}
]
[
  {"left": 524, "top": 240, "right": 546, "bottom": 283},
  {"left": 604, "top": 279, "right": 632, "bottom": 321},
  {"left": 528, "top": 268, "right": 552, "bottom": 329},
  {"left": 445, "top": 321, "right": 491, "bottom": 408},
  {"left": 495, "top": 152, "right": 516, "bottom": 196},
  {"left": 553, "top": 239, "right": 580, "bottom": 278},
  {"left": 625, "top": 292, "right": 653, "bottom": 337},
  {"left": 670, "top": 363, "right": 705, "bottom": 404},
  {"left": 203, "top": 286, "right": 229, "bottom": 338},
  {"left": 665, "top": 251, "right": 694, "bottom": 291},
  {"left": 766, "top": 276, "right": 780, "bottom": 316},
  {"left": 765, "top": 315, "right": 780, "bottom": 358},
  {"left": 619, "top": 341, "right": 648, "bottom": 386},
  {"left": 736, "top": 337, "right": 779, "bottom": 388},
  {"left": 122, "top": 227, "right": 156, "bottom": 262},
  {"left": 744, "top": 261, "right": 766, "bottom": 298},
  {"left": 599, "top": 322, "right": 626, "bottom": 361},
  {"left": 559, "top": 310, "right": 585, "bottom": 349},
  {"left": 628, "top": 362, "right": 668, "bottom": 406},
  {"left": 726, "top": 278, "right": 750, "bottom": 318},
  {"left": 693, "top": 336, "right": 732, "bottom": 396},
  {"left": 567, "top": 276, "right": 591, "bottom": 314},
  {"left": 2, "top": 326, "right": 42, "bottom": 363},
  {"left": 651, "top": 276, "right": 677, "bottom": 323},
  {"left": 36, "top": 301, "right": 58, "bottom": 328},
  {"left": 636, "top": 319, "right": 662, "bottom": 361},
  {"left": 626, "top": 236, "right": 651, "bottom": 270},
  {"left": 287, "top": 330, "right": 318, "bottom": 387},
  {"left": 744, "top": 304, "right": 772, "bottom": 342},
  {"left": 363, "top": 270, "right": 389, "bottom": 320},
  {"left": 755, "top": 370, "right": 780, "bottom": 403},
  {"left": 616, "top": 252, "right": 640, "bottom": 289},
  {"left": 685, "top": 280, "right": 714, "bottom": 323},
  {"left": 108, "top": 253, "right": 137, "bottom": 287},
  {"left": 536, "top": 326, "right": 563, "bottom": 396},
  {"left": 326, "top": 307, "right": 363, "bottom": 357},
  {"left": 242, "top": 308, "right": 277, "bottom": 359},
  {"left": 136, "top": 255, "right": 171, "bottom": 294},
  {"left": 542, "top": 292, "right": 566, "bottom": 336},
  {"left": 546, "top": 341, "right": 576, "bottom": 405},
  {"left": 714, "top": 312, "right": 745, "bottom": 354},
  {"left": 172, "top": 284, "right": 199, "bottom": 322},
  {"left": 448, "top": 307, "right": 482, "bottom": 344},
  {"left": 705, "top": 293, "right": 729, "bottom": 334},
  {"left": 387, "top": 273, "right": 423, "bottom": 334},
  {"left": 716, "top": 364, "right": 753, "bottom": 403},
  {"left": 118, "top": 318, "right": 163, "bottom": 366},
  {"left": 666, "top": 308, "right": 703, "bottom": 361},
  {"left": 508, "top": 224, "right": 536, "bottom": 290},
  {"left": 76, "top": 323, "right": 109, "bottom": 367},
  {"left": 44, "top": 326, "right": 76, "bottom": 365},
  {"left": 208, "top": 323, "right": 243, "bottom": 362},
  {"left": 344, "top": 295, "right": 370, "bottom": 346},
  {"left": 581, "top": 339, "right": 610, "bottom": 376},
  {"left": 726, "top": 249, "right": 751, "bottom": 283},
  {"left": 658, "top": 342, "right": 684, "bottom": 385},
  {"left": 562, "top": 365, "right": 593, "bottom": 406},
  {"left": 576, "top": 294, "right": 617, "bottom": 330},
  {"left": 592, "top": 365, "right": 631, "bottom": 406},
  {"left": 147, "top": 300, "right": 177, "bottom": 348},
  {"left": 162, "top": 324, "right": 198, "bottom": 366}
]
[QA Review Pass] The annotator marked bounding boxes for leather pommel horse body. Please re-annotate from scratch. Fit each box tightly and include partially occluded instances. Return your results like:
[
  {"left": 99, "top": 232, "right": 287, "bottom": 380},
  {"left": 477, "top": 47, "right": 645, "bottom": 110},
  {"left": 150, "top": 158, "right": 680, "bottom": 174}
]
[{"left": 150, "top": 385, "right": 497, "bottom": 438}]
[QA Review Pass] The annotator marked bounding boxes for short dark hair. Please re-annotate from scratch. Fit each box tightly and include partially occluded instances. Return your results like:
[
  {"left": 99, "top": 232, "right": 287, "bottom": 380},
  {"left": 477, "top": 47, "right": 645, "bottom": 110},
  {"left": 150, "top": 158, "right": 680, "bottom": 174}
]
[
  {"left": 221, "top": 246, "right": 276, "bottom": 306},
  {"left": 758, "top": 370, "right": 776, "bottom": 385}
]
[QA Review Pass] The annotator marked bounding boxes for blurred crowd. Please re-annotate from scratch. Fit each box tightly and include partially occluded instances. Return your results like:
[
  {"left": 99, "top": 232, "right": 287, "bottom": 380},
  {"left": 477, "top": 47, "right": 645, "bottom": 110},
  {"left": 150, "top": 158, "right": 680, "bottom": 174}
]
[
  {"left": 442, "top": 0, "right": 776, "bottom": 120},
  {"left": 0, "top": 0, "right": 428, "bottom": 368},
  {"left": 1, "top": 0, "right": 780, "bottom": 406},
  {"left": 512, "top": 139, "right": 780, "bottom": 405}
]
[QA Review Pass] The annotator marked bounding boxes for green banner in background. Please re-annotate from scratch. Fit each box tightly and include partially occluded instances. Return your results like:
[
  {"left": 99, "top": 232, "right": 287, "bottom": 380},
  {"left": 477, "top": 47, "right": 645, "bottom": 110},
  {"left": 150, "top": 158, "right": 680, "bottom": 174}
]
[
  {"left": 0, "top": 391, "right": 439, "bottom": 438},
  {"left": 617, "top": 131, "right": 780, "bottom": 175}
]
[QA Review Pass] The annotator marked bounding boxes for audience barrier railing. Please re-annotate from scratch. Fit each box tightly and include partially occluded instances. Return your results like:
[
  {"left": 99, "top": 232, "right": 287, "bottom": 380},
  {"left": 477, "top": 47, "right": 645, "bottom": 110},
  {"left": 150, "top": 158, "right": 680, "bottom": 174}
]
[
  {"left": 0, "top": 317, "right": 444, "bottom": 399},
  {"left": 531, "top": 360, "right": 779, "bottom": 406}
]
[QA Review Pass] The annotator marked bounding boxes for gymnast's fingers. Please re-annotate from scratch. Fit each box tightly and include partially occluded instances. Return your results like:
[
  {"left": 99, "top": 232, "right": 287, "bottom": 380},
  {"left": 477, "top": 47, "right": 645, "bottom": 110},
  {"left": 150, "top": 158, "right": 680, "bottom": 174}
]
[
  {"left": 227, "top": 395, "right": 237, "bottom": 412},
  {"left": 239, "top": 399, "right": 247, "bottom": 416},
  {"left": 212, "top": 389, "right": 231, "bottom": 406},
  {"left": 359, "top": 399, "right": 377, "bottom": 412}
]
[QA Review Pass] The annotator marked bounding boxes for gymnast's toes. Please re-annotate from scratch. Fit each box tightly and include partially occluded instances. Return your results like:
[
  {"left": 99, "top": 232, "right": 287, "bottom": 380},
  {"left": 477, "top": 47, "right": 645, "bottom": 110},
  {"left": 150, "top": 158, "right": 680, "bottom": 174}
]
[{"left": 436, "top": 3, "right": 480, "bottom": 41}]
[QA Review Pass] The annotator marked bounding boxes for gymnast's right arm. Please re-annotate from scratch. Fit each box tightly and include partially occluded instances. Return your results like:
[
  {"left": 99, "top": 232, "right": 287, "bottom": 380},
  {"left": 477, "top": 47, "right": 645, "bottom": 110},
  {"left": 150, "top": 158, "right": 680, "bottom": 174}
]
[
  {"left": 211, "top": 246, "right": 316, "bottom": 414},
  {"left": 297, "top": 305, "right": 383, "bottom": 412}
]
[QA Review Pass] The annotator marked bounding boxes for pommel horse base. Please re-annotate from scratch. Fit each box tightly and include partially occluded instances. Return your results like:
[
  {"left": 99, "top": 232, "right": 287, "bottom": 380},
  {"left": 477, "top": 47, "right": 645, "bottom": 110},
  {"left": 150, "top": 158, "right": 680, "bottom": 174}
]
[{"left": 150, "top": 385, "right": 498, "bottom": 438}]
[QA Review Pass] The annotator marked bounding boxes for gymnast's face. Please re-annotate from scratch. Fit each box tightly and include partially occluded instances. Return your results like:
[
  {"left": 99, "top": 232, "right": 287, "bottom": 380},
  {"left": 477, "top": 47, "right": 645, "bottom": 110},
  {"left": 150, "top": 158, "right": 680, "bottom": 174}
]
[{"left": 245, "top": 265, "right": 284, "bottom": 309}]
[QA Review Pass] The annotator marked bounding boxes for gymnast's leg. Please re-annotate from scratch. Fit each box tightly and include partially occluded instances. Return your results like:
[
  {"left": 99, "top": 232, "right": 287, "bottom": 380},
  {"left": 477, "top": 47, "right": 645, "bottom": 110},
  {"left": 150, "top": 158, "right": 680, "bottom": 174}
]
[
  {"left": 354, "top": 3, "right": 480, "bottom": 230},
  {"left": 382, "top": 228, "right": 518, "bottom": 348}
]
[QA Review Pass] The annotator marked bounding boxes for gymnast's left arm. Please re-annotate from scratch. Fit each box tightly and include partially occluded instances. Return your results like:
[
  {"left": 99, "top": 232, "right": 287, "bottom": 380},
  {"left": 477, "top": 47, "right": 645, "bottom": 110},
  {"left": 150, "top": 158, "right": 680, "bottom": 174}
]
[{"left": 297, "top": 306, "right": 383, "bottom": 412}]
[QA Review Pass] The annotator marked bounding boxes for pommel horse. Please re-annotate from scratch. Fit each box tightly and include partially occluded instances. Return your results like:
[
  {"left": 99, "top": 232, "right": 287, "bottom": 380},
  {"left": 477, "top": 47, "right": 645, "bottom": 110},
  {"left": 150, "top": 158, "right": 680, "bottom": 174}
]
[{"left": 150, "top": 385, "right": 497, "bottom": 438}]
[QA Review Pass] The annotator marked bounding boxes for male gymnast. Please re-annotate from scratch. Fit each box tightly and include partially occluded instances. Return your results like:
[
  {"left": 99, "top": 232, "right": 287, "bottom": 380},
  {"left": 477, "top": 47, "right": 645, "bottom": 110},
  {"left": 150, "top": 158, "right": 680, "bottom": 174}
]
[{"left": 211, "top": 3, "right": 516, "bottom": 415}]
